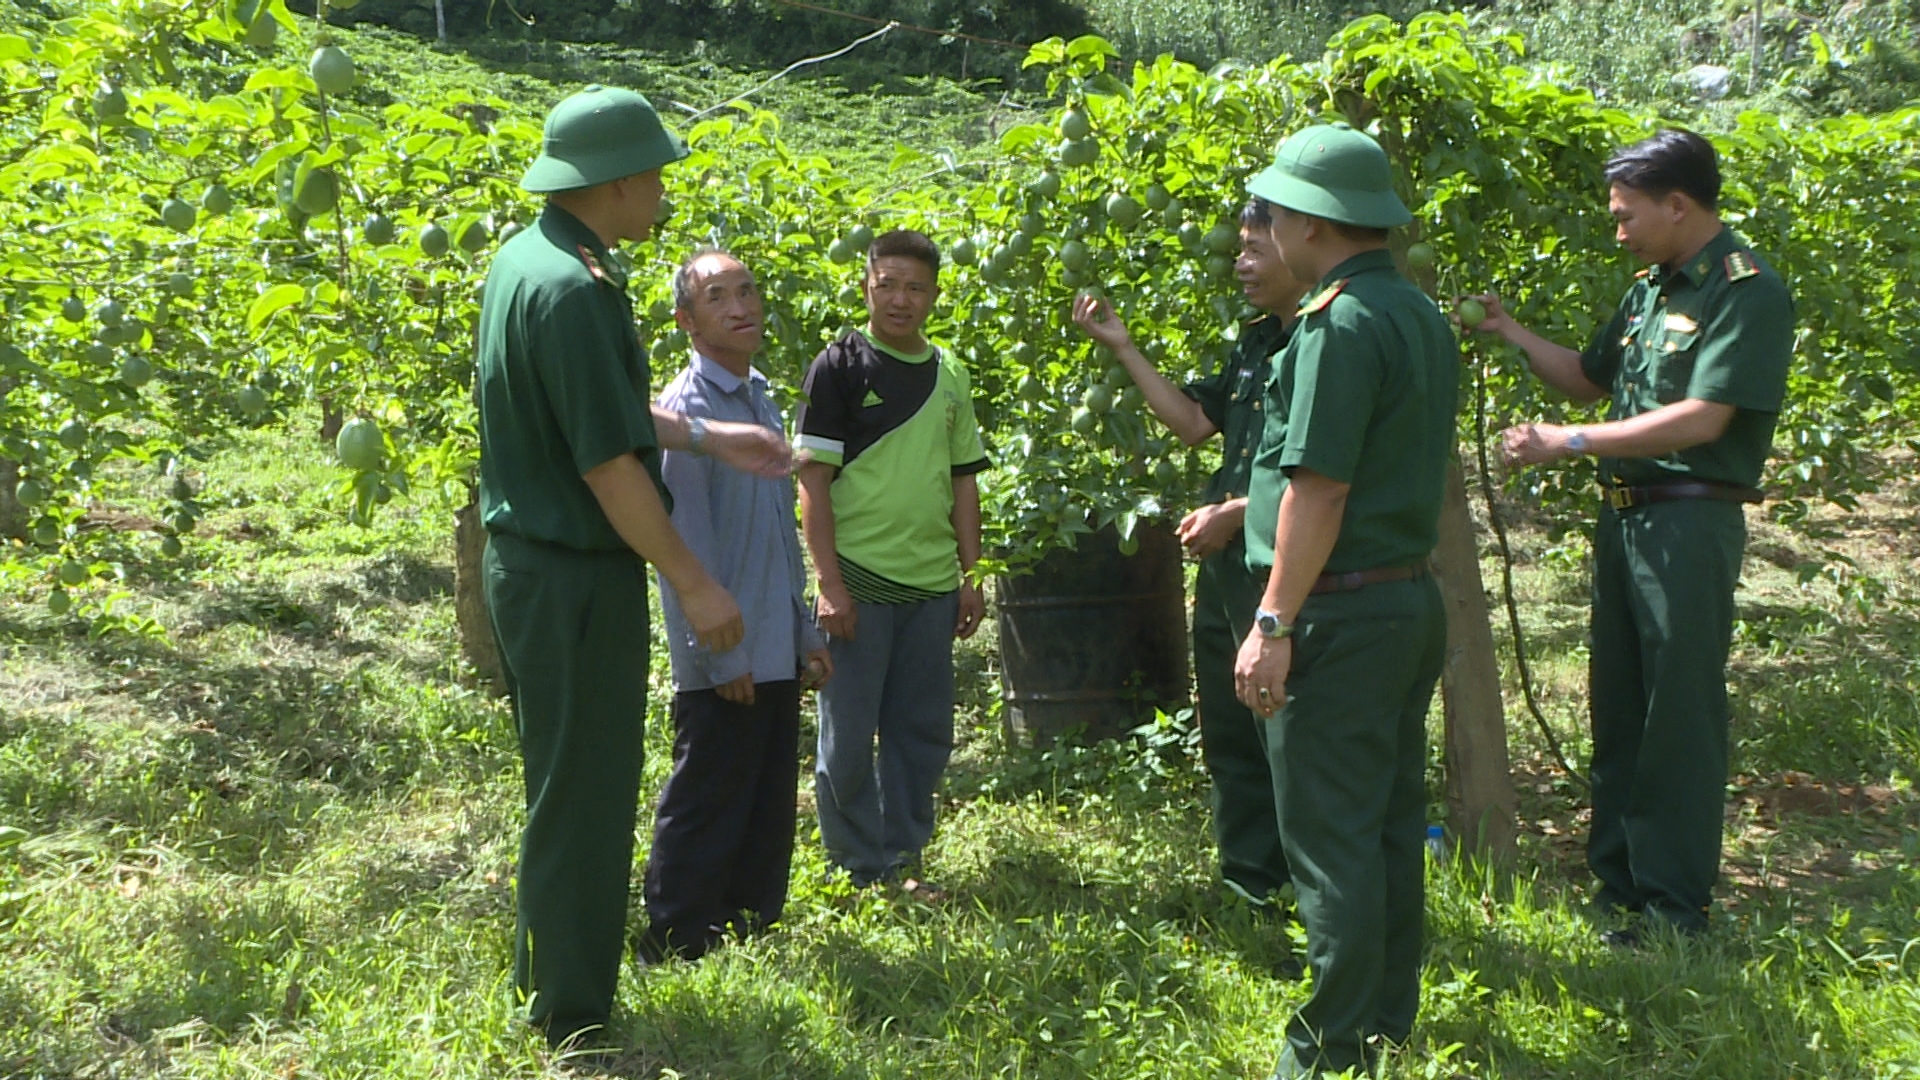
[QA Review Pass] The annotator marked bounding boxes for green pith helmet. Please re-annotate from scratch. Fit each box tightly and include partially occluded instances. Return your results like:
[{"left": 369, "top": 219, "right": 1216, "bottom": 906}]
[
  {"left": 520, "top": 85, "right": 690, "bottom": 193},
  {"left": 1247, "top": 122, "right": 1411, "bottom": 229}
]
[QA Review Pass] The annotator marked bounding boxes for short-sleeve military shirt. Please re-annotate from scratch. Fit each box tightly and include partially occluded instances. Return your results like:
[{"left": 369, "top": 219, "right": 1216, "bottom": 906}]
[
  {"left": 1579, "top": 228, "right": 1794, "bottom": 489},
  {"left": 1244, "top": 249, "right": 1460, "bottom": 573},
  {"left": 1184, "top": 316, "right": 1294, "bottom": 505},
  {"left": 475, "top": 204, "right": 667, "bottom": 552}
]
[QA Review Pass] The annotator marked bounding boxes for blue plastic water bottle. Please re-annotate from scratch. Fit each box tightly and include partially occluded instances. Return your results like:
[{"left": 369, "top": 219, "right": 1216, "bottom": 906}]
[{"left": 1425, "top": 824, "right": 1447, "bottom": 863}]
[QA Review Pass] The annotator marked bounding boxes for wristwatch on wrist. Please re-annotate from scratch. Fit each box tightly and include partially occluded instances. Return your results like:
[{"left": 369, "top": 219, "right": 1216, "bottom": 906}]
[
  {"left": 1254, "top": 607, "right": 1293, "bottom": 640},
  {"left": 687, "top": 415, "right": 710, "bottom": 455},
  {"left": 1565, "top": 428, "right": 1589, "bottom": 456}
]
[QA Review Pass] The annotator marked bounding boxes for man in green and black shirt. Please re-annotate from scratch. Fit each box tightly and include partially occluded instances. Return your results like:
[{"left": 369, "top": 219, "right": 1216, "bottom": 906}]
[
  {"left": 1476, "top": 129, "right": 1794, "bottom": 944},
  {"left": 796, "top": 229, "right": 990, "bottom": 895},
  {"left": 1071, "top": 199, "right": 1308, "bottom": 909}
]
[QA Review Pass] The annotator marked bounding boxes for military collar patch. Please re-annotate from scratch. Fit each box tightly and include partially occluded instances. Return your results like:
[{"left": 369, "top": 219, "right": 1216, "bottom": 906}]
[
  {"left": 1724, "top": 251, "right": 1759, "bottom": 282},
  {"left": 1299, "top": 279, "right": 1346, "bottom": 316},
  {"left": 576, "top": 244, "right": 627, "bottom": 289},
  {"left": 1635, "top": 268, "right": 1651, "bottom": 280}
]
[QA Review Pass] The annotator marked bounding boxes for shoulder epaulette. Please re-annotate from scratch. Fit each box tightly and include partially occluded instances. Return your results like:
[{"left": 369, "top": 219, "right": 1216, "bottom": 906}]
[
  {"left": 1299, "top": 279, "right": 1346, "bottom": 317},
  {"left": 1724, "top": 250, "right": 1759, "bottom": 282},
  {"left": 575, "top": 244, "right": 626, "bottom": 288}
]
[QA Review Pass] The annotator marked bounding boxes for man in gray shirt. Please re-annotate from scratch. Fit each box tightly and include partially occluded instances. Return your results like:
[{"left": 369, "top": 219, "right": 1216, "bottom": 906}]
[{"left": 642, "top": 249, "right": 831, "bottom": 962}]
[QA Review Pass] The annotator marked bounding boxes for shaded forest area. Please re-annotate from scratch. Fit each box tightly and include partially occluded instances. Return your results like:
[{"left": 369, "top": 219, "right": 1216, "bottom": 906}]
[{"left": 337, "top": 0, "right": 1920, "bottom": 116}]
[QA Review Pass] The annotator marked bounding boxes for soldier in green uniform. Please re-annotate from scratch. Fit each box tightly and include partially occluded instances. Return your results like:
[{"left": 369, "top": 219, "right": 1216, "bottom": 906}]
[
  {"left": 1070, "top": 200, "right": 1307, "bottom": 908},
  {"left": 1232, "top": 123, "right": 1459, "bottom": 1078},
  {"left": 476, "top": 86, "right": 792, "bottom": 1049},
  {"left": 1473, "top": 129, "right": 1794, "bottom": 944}
]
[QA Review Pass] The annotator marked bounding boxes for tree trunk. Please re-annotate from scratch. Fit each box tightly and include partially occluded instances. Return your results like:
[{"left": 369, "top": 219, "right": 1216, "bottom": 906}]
[
  {"left": 1430, "top": 460, "right": 1518, "bottom": 859},
  {"left": 454, "top": 498, "right": 508, "bottom": 697},
  {"left": 0, "top": 459, "right": 25, "bottom": 539},
  {"left": 319, "top": 396, "right": 344, "bottom": 445}
]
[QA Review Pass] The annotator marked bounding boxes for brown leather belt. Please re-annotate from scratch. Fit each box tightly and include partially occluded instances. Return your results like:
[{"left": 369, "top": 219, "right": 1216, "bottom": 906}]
[
  {"left": 1310, "top": 564, "right": 1428, "bottom": 595},
  {"left": 1603, "top": 481, "right": 1763, "bottom": 511}
]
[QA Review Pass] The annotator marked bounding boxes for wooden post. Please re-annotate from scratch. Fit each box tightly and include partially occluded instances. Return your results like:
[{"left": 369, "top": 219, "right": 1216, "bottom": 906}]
[
  {"left": 0, "top": 459, "right": 25, "bottom": 540},
  {"left": 454, "top": 497, "right": 508, "bottom": 697},
  {"left": 1431, "top": 461, "right": 1518, "bottom": 858},
  {"left": 1338, "top": 107, "right": 1518, "bottom": 860}
]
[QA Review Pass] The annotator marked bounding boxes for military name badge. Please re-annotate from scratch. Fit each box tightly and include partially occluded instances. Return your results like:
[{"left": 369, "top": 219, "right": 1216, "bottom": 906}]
[
  {"left": 1663, "top": 312, "right": 1698, "bottom": 334},
  {"left": 1299, "top": 279, "right": 1347, "bottom": 317},
  {"left": 1724, "top": 250, "right": 1759, "bottom": 282}
]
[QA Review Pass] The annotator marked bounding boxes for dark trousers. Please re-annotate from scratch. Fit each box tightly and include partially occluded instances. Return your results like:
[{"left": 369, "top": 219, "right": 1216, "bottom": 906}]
[
  {"left": 483, "top": 532, "right": 650, "bottom": 1046},
  {"left": 1588, "top": 500, "right": 1746, "bottom": 933},
  {"left": 815, "top": 593, "right": 958, "bottom": 884},
  {"left": 1269, "top": 576, "right": 1445, "bottom": 1078},
  {"left": 643, "top": 681, "right": 802, "bottom": 960},
  {"left": 1196, "top": 541, "right": 1290, "bottom": 899}
]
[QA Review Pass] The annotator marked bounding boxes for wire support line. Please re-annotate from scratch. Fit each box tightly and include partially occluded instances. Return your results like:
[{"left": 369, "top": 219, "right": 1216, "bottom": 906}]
[
  {"left": 767, "top": 0, "right": 1029, "bottom": 50},
  {"left": 681, "top": 21, "right": 899, "bottom": 121}
]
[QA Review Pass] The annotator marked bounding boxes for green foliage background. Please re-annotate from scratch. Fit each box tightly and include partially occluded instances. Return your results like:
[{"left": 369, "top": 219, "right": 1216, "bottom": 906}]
[{"left": 1, "top": 0, "right": 1917, "bottom": 618}]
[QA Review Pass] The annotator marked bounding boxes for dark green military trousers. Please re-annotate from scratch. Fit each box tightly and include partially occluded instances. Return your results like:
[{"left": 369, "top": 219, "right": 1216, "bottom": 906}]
[
  {"left": 1588, "top": 500, "right": 1745, "bottom": 934},
  {"left": 1268, "top": 576, "right": 1445, "bottom": 1079},
  {"left": 484, "top": 531, "right": 651, "bottom": 1045},
  {"left": 1196, "top": 539, "right": 1290, "bottom": 901}
]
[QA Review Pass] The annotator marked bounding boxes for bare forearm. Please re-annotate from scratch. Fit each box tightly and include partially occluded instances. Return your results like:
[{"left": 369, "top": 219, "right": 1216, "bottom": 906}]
[
  {"left": 1522, "top": 399, "right": 1736, "bottom": 464},
  {"left": 1591, "top": 399, "right": 1735, "bottom": 458},
  {"left": 951, "top": 473, "right": 982, "bottom": 577},
  {"left": 1112, "top": 340, "right": 1217, "bottom": 445},
  {"left": 798, "top": 463, "right": 844, "bottom": 592},
  {"left": 651, "top": 405, "right": 692, "bottom": 449},
  {"left": 1258, "top": 471, "right": 1350, "bottom": 621},
  {"left": 582, "top": 453, "right": 712, "bottom": 593},
  {"left": 1496, "top": 322, "right": 1606, "bottom": 404}
]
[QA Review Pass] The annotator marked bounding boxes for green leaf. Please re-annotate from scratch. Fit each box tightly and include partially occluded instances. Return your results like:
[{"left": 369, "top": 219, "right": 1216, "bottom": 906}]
[
  {"left": 246, "top": 283, "right": 306, "bottom": 332},
  {"left": 1023, "top": 37, "right": 1066, "bottom": 69},
  {"left": 1065, "top": 35, "right": 1118, "bottom": 61}
]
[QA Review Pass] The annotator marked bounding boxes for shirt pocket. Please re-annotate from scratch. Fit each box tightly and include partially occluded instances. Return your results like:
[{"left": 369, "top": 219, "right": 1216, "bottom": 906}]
[{"left": 1653, "top": 326, "right": 1700, "bottom": 404}]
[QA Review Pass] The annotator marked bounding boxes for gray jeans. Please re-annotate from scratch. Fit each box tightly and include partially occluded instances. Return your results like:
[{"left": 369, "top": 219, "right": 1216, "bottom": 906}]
[{"left": 814, "top": 592, "right": 958, "bottom": 884}]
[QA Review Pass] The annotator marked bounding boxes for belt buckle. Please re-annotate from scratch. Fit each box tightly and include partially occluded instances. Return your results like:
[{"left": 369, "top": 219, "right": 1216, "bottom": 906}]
[{"left": 1606, "top": 487, "right": 1634, "bottom": 511}]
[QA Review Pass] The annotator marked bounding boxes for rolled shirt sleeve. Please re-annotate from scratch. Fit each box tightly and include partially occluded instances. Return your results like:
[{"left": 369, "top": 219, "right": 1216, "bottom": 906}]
[
  {"left": 1183, "top": 356, "right": 1234, "bottom": 433},
  {"left": 1580, "top": 297, "right": 1632, "bottom": 394},
  {"left": 1276, "top": 325, "right": 1377, "bottom": 484}
]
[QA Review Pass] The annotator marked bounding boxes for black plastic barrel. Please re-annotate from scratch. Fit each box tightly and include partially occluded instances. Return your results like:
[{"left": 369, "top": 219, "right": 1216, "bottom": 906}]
[{"left": 995, "top": 523, "right": 1189, "bottom": 746}]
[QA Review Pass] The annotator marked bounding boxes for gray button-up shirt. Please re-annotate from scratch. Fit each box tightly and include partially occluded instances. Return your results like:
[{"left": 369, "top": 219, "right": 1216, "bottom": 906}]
[{"left": 657, "top": 354, "right": 825, "bottom": 691}]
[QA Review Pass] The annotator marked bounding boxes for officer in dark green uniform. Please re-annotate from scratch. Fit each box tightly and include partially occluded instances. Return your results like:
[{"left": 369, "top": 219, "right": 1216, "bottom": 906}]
[
  {"left": 477, "top": 85, "right": 790, "bottom": 1049},
  {"left": 1474, "top": 129, "right": 1794, "bottom": 944},
  {"left": 1232, "top": 123, "right": 1459, "bottom": 1078},
  {"left": 1070, "top": 201, "right": 1307, "bottom": 907}
]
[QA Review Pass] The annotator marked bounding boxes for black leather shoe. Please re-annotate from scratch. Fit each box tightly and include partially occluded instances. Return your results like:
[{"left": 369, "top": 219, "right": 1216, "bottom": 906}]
[{"left": 1600, "top": 927, "right": 1642, "bottom": 950}]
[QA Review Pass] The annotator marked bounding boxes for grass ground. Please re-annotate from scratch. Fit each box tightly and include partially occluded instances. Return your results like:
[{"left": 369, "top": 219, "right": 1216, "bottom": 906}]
[{"left": 0, "top": 419, "right": 1917, "bottom": 1078}]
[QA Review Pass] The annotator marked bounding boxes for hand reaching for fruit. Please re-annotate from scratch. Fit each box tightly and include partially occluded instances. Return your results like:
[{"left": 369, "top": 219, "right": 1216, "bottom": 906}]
[
  {"left": 1455, "top": 294, "right": 1511, "bottom": 335},
  {"left": 1071, "top": 293, "right": 1133, "bottom": 352}
]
